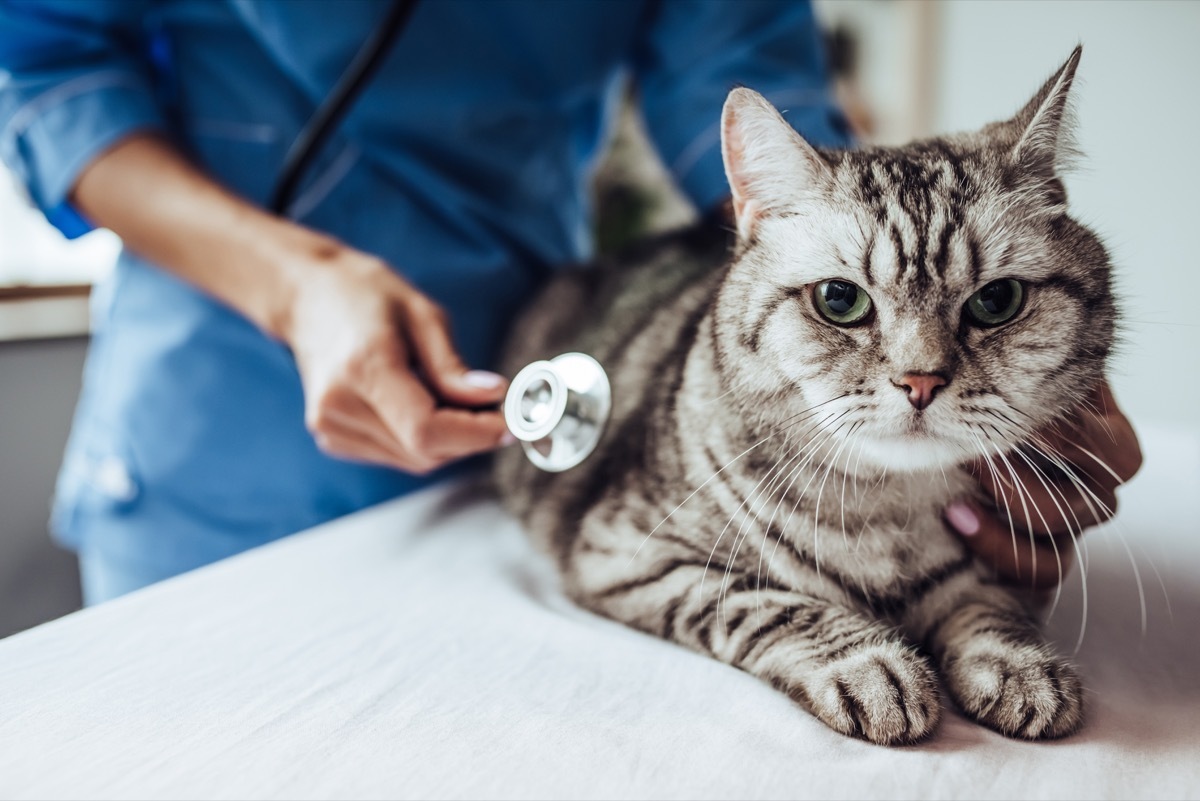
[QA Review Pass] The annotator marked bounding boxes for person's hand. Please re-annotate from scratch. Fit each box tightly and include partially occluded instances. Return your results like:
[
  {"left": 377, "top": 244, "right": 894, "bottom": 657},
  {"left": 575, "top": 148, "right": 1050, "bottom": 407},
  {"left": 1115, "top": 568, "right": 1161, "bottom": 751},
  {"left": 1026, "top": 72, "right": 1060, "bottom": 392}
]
[
  {"left": 943, "top": 382, "right": 1142, "bottom": 590},
  {"left": 68, "top": 134, "right": 511, "bottom": 474},
  {"left": 279, "top": 246, "right": 511, "bottom": 473}
]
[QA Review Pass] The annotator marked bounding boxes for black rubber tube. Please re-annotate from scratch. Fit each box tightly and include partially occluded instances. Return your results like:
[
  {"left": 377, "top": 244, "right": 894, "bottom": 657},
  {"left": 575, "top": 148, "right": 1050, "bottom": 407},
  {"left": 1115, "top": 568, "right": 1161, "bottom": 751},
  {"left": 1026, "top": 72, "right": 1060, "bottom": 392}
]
[{"left": 269, "top": 0, "right": 420, "bottom": 215}]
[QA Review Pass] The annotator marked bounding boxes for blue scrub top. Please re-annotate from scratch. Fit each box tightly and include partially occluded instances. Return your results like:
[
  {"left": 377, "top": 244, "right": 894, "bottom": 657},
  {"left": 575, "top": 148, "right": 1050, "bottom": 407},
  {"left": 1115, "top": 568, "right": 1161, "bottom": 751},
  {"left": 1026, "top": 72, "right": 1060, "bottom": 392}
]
[{"left": 0, "top": 0, "right": 848, "bottom": 576}]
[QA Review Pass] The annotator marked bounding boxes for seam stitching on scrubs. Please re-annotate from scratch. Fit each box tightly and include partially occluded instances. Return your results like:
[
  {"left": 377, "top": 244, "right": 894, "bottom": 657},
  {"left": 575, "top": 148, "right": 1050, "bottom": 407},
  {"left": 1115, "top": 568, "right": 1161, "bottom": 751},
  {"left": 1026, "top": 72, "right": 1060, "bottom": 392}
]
[
  {"left": 286, "top": 142, "right": 361, "bottom": 221},
  {"left": 0, "top": 71, "right": 145, "bottom": 144},
  {"left": 192, "top": 119, "right": 280, "bottom": 144}
]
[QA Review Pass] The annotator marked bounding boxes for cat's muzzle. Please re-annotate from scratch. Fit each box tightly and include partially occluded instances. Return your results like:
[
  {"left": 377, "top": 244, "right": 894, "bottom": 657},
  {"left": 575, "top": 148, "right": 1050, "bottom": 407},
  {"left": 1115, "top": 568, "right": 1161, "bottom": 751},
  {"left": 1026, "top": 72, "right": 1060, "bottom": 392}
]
[{"left": 503, "top": 352, "right": 611, "bottom": 472}]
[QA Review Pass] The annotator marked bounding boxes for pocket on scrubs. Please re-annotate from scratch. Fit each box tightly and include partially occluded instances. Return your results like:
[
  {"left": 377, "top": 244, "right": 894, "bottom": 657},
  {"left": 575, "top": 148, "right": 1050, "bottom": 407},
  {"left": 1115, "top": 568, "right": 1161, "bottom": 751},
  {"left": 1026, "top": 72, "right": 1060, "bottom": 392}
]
[{"left": 50, "top": 418, "right": 143, "bottom": 554}]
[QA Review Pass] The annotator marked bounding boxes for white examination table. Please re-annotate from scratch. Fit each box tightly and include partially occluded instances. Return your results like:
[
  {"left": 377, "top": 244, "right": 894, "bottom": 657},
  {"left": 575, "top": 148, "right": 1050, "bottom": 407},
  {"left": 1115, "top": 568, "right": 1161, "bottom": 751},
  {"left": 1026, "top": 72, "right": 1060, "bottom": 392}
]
[{"left": 1, "top": 424, "right": 1197, "bottom": 800}]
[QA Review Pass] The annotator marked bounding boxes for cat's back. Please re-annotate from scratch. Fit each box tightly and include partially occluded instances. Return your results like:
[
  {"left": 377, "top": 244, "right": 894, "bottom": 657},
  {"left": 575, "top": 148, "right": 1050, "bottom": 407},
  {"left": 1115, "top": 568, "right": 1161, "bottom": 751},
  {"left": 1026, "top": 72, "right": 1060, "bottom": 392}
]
[{"left": 494, "top": 222, "right": 734, "bottom": 557}]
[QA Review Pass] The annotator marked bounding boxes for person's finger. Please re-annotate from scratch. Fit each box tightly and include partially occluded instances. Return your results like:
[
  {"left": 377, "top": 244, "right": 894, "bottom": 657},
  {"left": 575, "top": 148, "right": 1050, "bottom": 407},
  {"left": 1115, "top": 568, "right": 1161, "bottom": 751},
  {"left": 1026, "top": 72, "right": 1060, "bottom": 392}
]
[
  {"left": 415, "top": 407, "right": 512, "bottom": 460},
  {"left": 944, "top": 499, "right": 1076, "bottom": 590},
  {"left": 1078, "top": 381, "right": 1143, "bottom": 483},
  {"left": 304, "top": 380, "right": 416, "bottom": 464},
  {"left": 402, "top": 296, "right": 508, "bottom": 407},
  {"left": 970, "top": 456, "right": 1117, "bottom": 536},
  {"left": 364, "top": 347, "right": 510, "bottom": 468},
  {"left": 1019, "top": 425, "right": 1124, "bottom": 496},
  {"left": 317, "top": 392, "right": 414, "bottom": 465},
  {"left": 1024, "top": 382, "right": 1140, "bottom": 488},
  {"left": 312, "top": 419, "right": 413, "bottom": 469}
]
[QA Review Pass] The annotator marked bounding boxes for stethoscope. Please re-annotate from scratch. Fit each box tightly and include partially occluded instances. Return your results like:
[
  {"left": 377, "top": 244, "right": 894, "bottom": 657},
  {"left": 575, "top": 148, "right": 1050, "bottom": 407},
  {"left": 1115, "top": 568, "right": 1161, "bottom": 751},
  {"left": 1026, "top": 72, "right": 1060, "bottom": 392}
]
[
  {"left": 502, "top": 353, "right": 611, "bottom": 472},
  {"left": 270, "top": 0, "right": 611, "bottom": 472}
]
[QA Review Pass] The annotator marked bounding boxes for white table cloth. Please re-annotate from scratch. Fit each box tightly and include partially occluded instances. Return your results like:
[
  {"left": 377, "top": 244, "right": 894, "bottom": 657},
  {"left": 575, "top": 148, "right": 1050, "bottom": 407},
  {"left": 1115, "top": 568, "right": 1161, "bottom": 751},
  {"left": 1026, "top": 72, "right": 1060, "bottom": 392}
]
[{"left": 1, "top": 423, "right": 1198, "bottom": 800}]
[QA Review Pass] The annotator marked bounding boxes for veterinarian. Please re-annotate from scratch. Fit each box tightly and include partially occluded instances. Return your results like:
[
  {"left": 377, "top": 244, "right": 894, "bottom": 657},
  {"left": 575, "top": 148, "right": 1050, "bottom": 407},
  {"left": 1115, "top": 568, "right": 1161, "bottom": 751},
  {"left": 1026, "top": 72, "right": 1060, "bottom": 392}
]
[{"left": 0, "top": 0, "right": 1139, "bottom": 604}]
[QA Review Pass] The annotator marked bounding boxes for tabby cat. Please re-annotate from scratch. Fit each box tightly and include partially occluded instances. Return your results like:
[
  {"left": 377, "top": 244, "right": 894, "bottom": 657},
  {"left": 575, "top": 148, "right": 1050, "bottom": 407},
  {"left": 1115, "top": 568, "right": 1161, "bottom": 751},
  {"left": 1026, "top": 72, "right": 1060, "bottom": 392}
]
[{"left": 495, "top": 48, "right": 1112, "bottom": 745}]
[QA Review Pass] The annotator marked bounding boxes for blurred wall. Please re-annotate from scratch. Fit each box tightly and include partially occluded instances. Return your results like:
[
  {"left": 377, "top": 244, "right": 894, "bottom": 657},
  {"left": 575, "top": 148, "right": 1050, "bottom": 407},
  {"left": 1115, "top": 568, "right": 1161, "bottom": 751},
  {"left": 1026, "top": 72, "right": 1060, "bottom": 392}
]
[
  {"left": 0, "top": 338, "right": 85, "bottom": 637},
  {"left": 933, "top": 0, "right": 1200, "bottom": 429}
]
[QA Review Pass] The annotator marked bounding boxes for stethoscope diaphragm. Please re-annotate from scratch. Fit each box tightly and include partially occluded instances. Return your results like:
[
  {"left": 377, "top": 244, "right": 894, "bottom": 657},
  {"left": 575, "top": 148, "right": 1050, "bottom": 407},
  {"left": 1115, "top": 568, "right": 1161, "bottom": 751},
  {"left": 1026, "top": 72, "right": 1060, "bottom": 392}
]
[{"left": 503, "top": 352, "right": 611, "bottom": 472}]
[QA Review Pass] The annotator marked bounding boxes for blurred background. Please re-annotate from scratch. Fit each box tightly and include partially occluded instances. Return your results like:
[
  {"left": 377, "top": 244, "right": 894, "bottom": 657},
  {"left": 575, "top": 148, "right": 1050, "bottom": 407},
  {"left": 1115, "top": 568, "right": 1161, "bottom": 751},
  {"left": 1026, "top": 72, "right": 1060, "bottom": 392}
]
[{"left": 2, "top": 0, "right": 1197, "bottom": 638}]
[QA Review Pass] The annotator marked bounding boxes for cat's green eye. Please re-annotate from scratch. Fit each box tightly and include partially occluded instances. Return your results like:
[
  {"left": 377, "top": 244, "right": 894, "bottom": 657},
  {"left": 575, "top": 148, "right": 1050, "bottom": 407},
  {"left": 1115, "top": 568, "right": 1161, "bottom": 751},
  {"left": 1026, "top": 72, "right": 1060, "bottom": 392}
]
[
  {"left": 965, "top": 279, "right": 1025, "bottom": 327},
  {"left": 813, "top": 280, "right": 873, "bottom": 326}
]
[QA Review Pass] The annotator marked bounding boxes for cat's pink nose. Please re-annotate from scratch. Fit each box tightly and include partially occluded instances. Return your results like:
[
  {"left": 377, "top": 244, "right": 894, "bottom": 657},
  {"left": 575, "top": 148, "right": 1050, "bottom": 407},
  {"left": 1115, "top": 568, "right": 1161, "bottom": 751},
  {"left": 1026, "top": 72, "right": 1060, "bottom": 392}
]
[{"left": 897, "top": 372, "right": 948, "bottom": 411}]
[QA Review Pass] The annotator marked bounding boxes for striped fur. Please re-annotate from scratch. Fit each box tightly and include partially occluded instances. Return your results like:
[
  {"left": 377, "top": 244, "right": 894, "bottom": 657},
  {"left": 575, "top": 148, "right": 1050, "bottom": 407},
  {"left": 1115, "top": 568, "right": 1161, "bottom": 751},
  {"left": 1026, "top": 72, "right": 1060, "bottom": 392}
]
[{"left": 495, "top": 49, "right": 1103, "bottom": 745}]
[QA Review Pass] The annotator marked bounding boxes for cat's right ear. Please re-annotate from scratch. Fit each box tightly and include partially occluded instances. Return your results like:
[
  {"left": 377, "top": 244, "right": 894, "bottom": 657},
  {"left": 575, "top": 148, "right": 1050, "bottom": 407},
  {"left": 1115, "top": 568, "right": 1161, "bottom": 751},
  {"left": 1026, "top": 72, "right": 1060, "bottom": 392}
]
[{"left": 721, "top": 88, "right": 829, "bottom": 241}]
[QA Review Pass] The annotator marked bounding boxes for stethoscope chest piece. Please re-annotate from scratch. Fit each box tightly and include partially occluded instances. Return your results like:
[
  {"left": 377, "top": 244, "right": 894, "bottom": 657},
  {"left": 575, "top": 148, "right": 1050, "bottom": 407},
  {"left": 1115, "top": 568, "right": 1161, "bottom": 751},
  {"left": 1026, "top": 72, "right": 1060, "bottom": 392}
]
[{"left": 503, "top": 352, "right": 611, "bottom": 472}]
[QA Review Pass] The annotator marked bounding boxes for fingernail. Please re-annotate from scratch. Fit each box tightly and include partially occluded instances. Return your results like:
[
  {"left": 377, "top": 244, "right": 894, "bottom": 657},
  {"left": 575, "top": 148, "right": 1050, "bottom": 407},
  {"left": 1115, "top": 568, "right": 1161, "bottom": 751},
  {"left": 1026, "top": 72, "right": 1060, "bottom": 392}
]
[
  {"left": 462, "top": 370, "right": 505, "bottom": 389},
  {"left": 944, "top": 501, "right": 981, "bottom": 536},
  {"left": 499, "top": 431, "right": 518, "bottom": 447}
]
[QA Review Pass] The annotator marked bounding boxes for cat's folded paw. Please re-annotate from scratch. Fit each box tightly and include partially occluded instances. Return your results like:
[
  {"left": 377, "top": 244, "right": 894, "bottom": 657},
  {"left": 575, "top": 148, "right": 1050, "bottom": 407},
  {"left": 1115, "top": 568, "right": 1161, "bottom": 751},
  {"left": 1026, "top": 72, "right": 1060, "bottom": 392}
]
[
  {"left": 944, "top": 648, "right": 1084, "bottom": 739},
  {"left": 800, "top": 642, "right": 941, "bottom": 745}
]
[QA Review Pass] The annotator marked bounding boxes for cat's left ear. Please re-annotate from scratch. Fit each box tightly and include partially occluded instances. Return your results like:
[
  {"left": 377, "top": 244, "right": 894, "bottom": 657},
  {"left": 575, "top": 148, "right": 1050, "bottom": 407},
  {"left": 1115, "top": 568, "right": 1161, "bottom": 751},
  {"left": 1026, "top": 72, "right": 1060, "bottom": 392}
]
[
  {"left": 721, "top": 88, "right": 831, "bottom": 241},
  {"left": 1008, "top": 45, "right": 1082, "bottom": 205}
]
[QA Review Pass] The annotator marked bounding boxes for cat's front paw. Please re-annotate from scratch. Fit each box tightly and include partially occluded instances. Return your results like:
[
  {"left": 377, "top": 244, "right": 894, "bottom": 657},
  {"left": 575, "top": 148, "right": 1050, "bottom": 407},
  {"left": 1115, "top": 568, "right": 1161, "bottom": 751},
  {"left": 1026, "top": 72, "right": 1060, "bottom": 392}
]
[
  {"left": 798, "top": 642, "right": 941, "bottom": 745},
  {"left": 944, "top": 647, "right": 1084, "bottom": 739}
]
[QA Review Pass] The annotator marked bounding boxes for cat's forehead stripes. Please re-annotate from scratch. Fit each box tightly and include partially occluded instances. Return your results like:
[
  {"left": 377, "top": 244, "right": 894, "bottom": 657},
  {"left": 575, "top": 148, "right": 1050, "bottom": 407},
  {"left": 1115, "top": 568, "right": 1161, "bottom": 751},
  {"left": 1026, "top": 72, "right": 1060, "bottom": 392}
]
[
  {"left": 847, "top": 144, "right": 978, "bottom": 226},
  {"left": 836, "top": 144, "right": 992, "bottom": 292},
  {"left": 856, "top": 203, "right": 977, "bottom": 294}
]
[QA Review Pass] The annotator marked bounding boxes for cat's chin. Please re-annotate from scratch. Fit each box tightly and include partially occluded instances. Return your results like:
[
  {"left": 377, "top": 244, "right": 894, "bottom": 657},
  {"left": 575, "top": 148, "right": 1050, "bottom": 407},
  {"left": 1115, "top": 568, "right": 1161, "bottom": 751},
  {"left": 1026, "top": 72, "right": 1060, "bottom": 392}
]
[{"left": 856, "top": 434, "right": 967, "bottom": 474}]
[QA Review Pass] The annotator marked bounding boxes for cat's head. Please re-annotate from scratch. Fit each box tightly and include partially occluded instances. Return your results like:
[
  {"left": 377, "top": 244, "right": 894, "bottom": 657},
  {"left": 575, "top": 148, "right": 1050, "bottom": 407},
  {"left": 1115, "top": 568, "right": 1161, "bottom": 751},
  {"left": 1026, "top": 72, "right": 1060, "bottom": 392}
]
[{"left": 714, "top": 47, "right": 1115, "bottom": 473}]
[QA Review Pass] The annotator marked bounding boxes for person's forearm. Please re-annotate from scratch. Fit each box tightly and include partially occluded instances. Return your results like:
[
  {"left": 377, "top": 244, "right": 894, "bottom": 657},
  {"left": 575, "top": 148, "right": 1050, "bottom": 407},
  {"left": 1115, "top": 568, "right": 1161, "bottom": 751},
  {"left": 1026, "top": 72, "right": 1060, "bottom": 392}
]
[
  {"left": 70, "top": 132, "right": 510, "bottom": 470},
  {"left": 69, "top": 132, "right": 335, "bottom": 340}
]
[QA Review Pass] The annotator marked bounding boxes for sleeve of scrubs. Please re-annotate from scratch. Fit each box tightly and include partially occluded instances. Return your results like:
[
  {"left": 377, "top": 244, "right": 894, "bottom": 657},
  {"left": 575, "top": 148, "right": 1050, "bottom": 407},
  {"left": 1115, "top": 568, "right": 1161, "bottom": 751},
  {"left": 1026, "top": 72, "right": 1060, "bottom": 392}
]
[
  {"left": 633, "top": 0, "right": 852, "bottom": 214},
  {"left": 0, "top": 0, "right": 163, "bottom": 237}
]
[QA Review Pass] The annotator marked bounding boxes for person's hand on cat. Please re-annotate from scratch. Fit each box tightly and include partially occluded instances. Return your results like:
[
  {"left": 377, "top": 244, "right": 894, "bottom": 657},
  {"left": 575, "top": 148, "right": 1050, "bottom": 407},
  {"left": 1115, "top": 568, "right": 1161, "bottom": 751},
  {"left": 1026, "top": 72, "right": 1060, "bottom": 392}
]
[{"left": 945, "top": 382, "right": 1142, "bottom": 589}]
